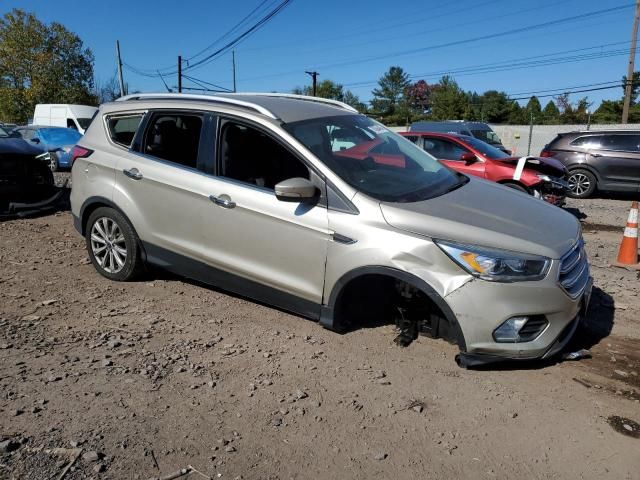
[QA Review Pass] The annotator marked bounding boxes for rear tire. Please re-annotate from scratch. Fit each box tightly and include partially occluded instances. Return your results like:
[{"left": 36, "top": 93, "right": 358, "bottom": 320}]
[
  {"left": 567, "top": 169, "right": 596, "bottom": 198},
  {"left": 85, "top": 207, "right": 143, "bottom": 281},
  {"left": 502, "top": 182, "right": 529, "bottom": 194},
  {"left": 47, "top": 153, "right": 59, "bottom": 172}
]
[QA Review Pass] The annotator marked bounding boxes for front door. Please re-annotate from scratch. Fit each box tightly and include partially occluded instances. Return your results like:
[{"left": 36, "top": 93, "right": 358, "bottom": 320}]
[
  {"left": 590, "top": 134, "right": 640, "bottom": 190},
  {"left": 199, "top": 119, "right": 330, "bottom": 306}
]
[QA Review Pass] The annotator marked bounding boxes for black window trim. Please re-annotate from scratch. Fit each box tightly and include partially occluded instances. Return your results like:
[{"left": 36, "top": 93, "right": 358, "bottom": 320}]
[
  {"left": 103, "top": 110, "right": 147, "bottom": 150},
  {"left": 131, "top": 108, "right": 212, "bottom": 175}
]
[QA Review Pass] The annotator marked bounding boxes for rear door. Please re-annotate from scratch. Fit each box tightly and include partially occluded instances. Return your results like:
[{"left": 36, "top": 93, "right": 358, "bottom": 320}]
[
  {"left": 112, "top": 110, "right": 216, "bottom": 264},
  {"left": 592, "top": 134, "right": 640, "bottom": 189},
  {"left": 421, "top": 137, "right": 485, "bottom": 178}
]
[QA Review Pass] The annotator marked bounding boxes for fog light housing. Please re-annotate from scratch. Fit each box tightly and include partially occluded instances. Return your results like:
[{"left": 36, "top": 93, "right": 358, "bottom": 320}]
[{"left": 493, "top": 316, "right": 548, "bottom": 343}]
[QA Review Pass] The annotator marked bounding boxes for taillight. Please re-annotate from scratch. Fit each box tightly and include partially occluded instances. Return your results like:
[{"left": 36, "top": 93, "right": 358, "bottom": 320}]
[
  {"left": 71, "top": 145, "right": 93, "bottom": 165},
  {"left": 540, "top": 150, "right": 553, "bottom": 158}
]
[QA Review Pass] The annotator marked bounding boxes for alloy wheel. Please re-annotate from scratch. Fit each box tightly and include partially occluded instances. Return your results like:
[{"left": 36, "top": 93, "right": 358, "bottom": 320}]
[
  {"left": 90, "top": 217, "right": 127, "bottom": 273},
  {"left": 568, "top": 172, "right": 591, "bottom": 196}
]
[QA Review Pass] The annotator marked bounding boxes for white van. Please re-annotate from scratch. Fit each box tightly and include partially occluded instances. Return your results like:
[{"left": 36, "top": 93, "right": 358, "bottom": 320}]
[{"left": 32, "top": 104, "right": 98, "bottom": 134}]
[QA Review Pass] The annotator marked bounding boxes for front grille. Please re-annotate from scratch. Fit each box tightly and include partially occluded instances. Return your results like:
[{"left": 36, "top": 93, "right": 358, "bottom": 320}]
[
  {"left": 518, "top": 316, "right": 549, "bottom": 341},
  {"left": 559, "top": 239, "right": 590, "bottom": 299}
]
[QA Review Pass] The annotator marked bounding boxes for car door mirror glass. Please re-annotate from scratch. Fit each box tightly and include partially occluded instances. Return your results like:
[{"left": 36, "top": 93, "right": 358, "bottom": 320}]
[{"left": 275, "top": 177, "right": 317, "bottom": 201}]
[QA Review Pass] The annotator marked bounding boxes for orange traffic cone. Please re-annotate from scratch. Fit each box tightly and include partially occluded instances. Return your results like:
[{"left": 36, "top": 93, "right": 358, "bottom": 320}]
[{"left": 613, "top": 201, "right": 640, "bottom": 270}]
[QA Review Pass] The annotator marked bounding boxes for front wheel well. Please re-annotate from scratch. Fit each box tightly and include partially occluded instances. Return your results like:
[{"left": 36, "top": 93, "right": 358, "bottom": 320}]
[{"left": 328, "top": 270, "right": 465, "bottom": 350}]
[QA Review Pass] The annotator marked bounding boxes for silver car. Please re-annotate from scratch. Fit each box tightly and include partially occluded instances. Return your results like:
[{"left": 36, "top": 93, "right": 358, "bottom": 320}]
[{"left": 70, "top": 93, "right": 592, "bottom": 367}]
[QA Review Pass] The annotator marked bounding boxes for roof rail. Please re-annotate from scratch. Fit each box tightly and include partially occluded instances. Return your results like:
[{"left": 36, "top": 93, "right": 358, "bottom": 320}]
[
  {"left": 115, "top": 93, "right": 278, "bottom": 119},
  {"left": 231, "top": 92, "right": 359, "bottom": 113}
]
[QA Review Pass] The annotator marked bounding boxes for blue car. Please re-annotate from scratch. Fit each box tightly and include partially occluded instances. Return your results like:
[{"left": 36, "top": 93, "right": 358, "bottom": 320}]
[{"left": 13, "top": 126, "right": 82, "bottom": 171}]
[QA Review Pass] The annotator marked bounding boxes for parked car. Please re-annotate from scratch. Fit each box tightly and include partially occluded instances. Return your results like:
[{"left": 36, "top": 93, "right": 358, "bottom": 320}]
[
  {"left": 541, "top": 130, "right": 640, "bottom": 198},
  {"left": 13, "top": 126, "right": 82, "bottom": 171},
  {"left": 71, "top": 93, "right": 591, "bottom": 367},
  {"left": 400, "top": 132, "right": 568, "bottom": 206},
  {"left": 0, "top": 137, "right": 65, "bottom": 218},
  {"left": 409, "top": 120, "right": 510, "bottom": 154},
  {"left": 32, "top": 104, "right": 97, "bottom": 134}
]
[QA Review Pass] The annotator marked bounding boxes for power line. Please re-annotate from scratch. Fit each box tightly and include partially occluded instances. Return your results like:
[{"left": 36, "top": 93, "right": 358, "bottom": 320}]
[{"left": 306, "top": 3, "right": 634, "bottom": 72}]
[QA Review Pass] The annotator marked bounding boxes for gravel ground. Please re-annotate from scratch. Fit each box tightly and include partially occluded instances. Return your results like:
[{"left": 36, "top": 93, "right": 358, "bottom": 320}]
[{"left": 1, "top": 178, "right": 639, "bottom": 479}]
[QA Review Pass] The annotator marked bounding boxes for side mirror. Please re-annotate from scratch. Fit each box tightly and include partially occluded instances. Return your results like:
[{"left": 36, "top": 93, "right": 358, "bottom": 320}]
[
  {"left": 275, "top": 177, "right": 317, "bottom": 202},
  {"left": 31, "top": 137, "right": 40, "bottom": 144},
  {"left": 460, "top": 152, "right": 477, "bottom": 164}
]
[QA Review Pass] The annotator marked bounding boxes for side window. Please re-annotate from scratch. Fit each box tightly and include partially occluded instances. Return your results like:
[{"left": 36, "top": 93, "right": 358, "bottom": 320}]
[
  {"left": 143, "top": 113, "right": 203, "bottom": 169},
  {"left": 107, "top": 114, "right": 144, "bottom": 148},
  {"left": 422, "top": 138, "right": 469, "bottom": 160},
  {"left": 17, "top": 129, "right": 33, "bottom": 140},
  {"left": 219, "top": 120, "right": 309, "bottom": 189},
  {"left": 403, "top": 135, "right": 419, "bottom": 144},
  {"left": 602, "top": 134, "right": 640, "bottom": 152},
  {"left": 570, "top": 135, "right": 603, "bottom": 148},
  {"left": 67, "top": 119, "right": 78, "bottom": 130}
]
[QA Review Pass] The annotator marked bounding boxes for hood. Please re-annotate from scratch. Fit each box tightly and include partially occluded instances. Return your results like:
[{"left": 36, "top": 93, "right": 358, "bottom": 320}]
[
  {"left": 0, "top": 138, "right": 44, "bottom": 156},
  {"left": 379, "top": 177, "right": 579, "bottom": 259},
  {"left": 494, "top": 156, "right": 567, "bottom": 176}
]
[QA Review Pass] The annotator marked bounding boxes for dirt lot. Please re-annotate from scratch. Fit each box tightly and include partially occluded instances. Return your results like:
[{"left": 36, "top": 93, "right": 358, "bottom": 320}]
[{"left": 1, "top": 178, "right": 639, "bottom": 480}]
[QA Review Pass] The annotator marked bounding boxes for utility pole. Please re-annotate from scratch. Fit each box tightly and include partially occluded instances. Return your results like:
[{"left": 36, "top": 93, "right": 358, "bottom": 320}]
[
  {"left": 232, "top": 50, "right": 237, "bottom": 93},
  {"left": 622, "top": 0, "right": 640, "bottom": 123},
  {"left": 305, "top": 71, "right": 318, "bottom": 96},
  {"left": 115, "top": 40, "right": 125, "bottom": 97},
  {"left": 527, "top": 110, "right": 534, "bottom": 156},
  {"left": 178, "top": 55, "right": 182, "bottom": 93}
]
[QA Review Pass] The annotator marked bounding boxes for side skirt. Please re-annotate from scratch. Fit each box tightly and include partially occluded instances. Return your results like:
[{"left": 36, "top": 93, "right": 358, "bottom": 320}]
[{"left": 142, "top": 242, "right": 322, "bottom": 321}]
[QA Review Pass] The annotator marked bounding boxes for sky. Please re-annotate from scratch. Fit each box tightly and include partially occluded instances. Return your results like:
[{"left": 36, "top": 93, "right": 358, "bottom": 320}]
[{"left": 3, "top": 0, "right": 638, "bottom": 108}]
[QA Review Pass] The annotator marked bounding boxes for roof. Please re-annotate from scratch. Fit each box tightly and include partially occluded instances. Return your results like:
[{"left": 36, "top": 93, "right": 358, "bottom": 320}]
[
  {"left": 114, "top": 93, "right": 359, "bottom": 123},
  {"left": 560, "top": 130, "right": 640, "bottom": 135}
]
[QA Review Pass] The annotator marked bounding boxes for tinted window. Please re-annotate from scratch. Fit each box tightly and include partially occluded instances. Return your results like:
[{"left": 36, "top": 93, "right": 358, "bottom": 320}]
[
  {"left": 144, "top": 113, "right": 203, "bottom": 169},
  {"left": 284, "top": 115, "right": 466, "bottom": 203},
  {"left": 470, "top": 129, "right": 502, "bottom": 145},
  {"left": 569, "top": 135, "right": 603, "bottom": 148},
  {"left": 220, "top": 121, "right": 309, "bottom": 189},
  {"left": 422, "top": 138, "right": 470, "bottom": 161},
  {"left": 67, "top": 119, "right": 77, "bottom": 130},
  {"left": 602, "top": 134, "right": 640, "bottom": 152},
  {"left": 403, "top": 135, "right": 419, "bottom": 144},
  {"left": 107, "top": 114, "right": 144, "bottom": 147}
]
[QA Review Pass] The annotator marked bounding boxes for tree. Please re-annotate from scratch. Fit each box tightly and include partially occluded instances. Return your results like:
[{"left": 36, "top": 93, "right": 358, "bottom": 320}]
[
  {"left": 592, "top": 100, "right": 622, "bottom": 124},
  {"left": 429, "top": 76, "right": 467, "bottom": 120},
  {"left": 507, "top": 102, "right": 526, "bottom": 124},
  {"left": 0, "top": 9, "right": 96, "bottom": 123},
  {"left": 524, "top": 96, "right": 542, "bottom": 122},
  {"left": 622, "top": 71, "right": 640, "bottom": 105},
  {"left": 541, "top": 100, "right": 560, "bottom": 124},
  {"left": 477, "top": 90, "right": 512, "bottom": 123},
  {"left": 292, "top": 79, "right": 365, "bottom": 112},
  {"left": 405, "top": 79, "right": 434, "bottom": 115},
  {"left": 94, "top": 72, "right": 121, "bottom": 104},
  {"left": 370, "top": 66, "right": 410, "bottom": 121}
]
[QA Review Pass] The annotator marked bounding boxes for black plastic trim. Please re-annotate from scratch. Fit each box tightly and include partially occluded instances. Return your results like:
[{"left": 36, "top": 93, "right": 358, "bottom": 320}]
[{"left": 142, "top": 242, "right": 321, "bottom": 320}]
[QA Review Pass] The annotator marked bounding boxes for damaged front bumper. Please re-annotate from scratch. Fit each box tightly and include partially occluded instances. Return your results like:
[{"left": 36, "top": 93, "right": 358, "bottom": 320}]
[
  {"left": 446, "top": 266, "right": 593, "bottom": 368},
  {"left": 533, "top": 178, "right": 569, "bottom": 207}
]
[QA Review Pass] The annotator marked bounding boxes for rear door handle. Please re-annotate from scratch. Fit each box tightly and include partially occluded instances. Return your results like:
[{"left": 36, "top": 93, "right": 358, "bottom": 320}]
[
  {"left": 589, "top": 153, "right": 602, "bottom": 157},
  {"left": 209, "top": 194, "right": 236, "bottom": 209},
  {"left": 123, "top": 167, "right": 143, "bottom": 180}
]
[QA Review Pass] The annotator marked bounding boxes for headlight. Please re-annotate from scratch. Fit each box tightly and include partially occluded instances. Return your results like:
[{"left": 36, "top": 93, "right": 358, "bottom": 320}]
[
  {"left": 435, "top": 240, "right": 550, "bottom": 282},
  {"left": 536, "top": 174, "right": 551, "bottom": 182}
]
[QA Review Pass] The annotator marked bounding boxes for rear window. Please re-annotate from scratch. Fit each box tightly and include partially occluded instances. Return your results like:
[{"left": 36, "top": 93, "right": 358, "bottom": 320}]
[
  {"left": 39, "top": 128, "right": 82, "bottom": 145},
  {"left": 602, "top": 134, "right": 640, "bottom": 152},
  {"left": 106, "top": 114, "right": 144, "bottom": 147}
]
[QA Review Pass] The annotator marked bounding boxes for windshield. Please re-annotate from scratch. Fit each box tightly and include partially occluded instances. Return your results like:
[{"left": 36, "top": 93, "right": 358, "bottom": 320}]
[
  {"left": 39, "top": 128, "right": 82, "bottom": 145},
  {"left": 470, "top": 129, "right": 502, "bottom": 146},
  {"left": 458, "top": 136, "right": 511, "bottom": 160},
  {"left": 284, "top": 115, "right": 467, "bottom": 202}
]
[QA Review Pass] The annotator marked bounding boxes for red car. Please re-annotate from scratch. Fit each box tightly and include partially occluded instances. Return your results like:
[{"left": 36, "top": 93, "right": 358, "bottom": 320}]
[{"left": 400, "top": 132, "right": 569, "bottom": 205}]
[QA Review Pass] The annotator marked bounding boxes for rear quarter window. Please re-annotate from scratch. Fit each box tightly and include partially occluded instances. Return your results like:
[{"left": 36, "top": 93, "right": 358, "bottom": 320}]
[
  {"left": 106, "top": 114, "right": 144, "bottom": 147},
  {"left": 569, "top": 135, "right": 603, "bottom": 149}
]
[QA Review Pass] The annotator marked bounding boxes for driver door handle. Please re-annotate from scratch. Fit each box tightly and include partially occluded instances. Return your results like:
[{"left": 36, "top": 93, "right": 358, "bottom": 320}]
[
  {"left": 123, "top": 167, "right": 143, "bottom": 180},
  {"left": 209, "top": 194, "right": 236, "bottom": 209}
]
